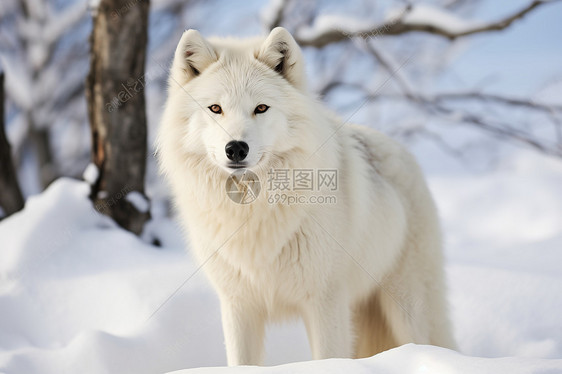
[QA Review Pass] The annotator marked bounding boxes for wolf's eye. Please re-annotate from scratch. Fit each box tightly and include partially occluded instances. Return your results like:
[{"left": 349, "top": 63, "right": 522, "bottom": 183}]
[
  {"left": 208, "top": 104, "right": 222, "bottom": 114},
  {"left": 254, "top": 104, "right": 269, "bottom": 114}
]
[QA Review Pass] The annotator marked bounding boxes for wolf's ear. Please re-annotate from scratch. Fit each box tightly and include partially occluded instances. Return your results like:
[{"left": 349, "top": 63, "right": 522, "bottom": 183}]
[
  {"left": 257, "top": 27, "right": 306, "bottom": 91},
  {"left": 171, "top": 29, "right": 217, "bottom": 85}
]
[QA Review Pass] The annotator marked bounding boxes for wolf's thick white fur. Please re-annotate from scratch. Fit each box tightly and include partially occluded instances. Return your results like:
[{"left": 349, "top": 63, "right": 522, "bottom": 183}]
[{"left": 157, "top": 27, "right": 456, "bottom": 365}]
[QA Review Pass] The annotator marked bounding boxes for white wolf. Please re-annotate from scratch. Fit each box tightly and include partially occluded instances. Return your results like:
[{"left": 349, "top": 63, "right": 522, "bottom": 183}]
[{"left": 157, "top": 27, "right": 456, "bottom": 365}]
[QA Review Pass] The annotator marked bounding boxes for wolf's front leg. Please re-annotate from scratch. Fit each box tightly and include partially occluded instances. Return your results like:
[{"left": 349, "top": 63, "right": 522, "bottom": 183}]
[
  {"left": 303, "top": 293, "right": 353, "bottom": 359},
  {"left": 220, "top": 297, "right": 265, "bottom": 366}
]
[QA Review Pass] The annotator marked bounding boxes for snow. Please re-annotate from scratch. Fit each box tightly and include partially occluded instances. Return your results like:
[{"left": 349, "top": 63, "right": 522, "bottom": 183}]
[
  {"left": 298, "top": 15, "right": 377, "bottom": 41},
  {"left": 1, "top": 148, "right": 562, "bottom": 373},
  {"left": 260, "top": 0, "right": 285, "bottom": 29},
  {"left": 126, "top": 191, "right": 150, "bottom": 214},
  {"left": 167, "top": 345, "right": 562, "bottom": 374},
  {"left": 298, "top": 5, "right": 483, "bottom": 43},
  {"left": 88, "top": 0, "right": 101, "bottom": 11},
  {"left": 82, "top": 163, "right": 99, "bottom": 185},
  {"left": 389, "top": 5, "right": 483, "bottom": 35}
]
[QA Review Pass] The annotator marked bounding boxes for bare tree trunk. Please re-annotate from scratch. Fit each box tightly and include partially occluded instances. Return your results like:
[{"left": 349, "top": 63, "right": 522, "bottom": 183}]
[
  {"left": 86, "top": 0, "right": 151, "bottom": 235},
  {"left": 29, "top": 125, "right": 56, "bottom": 188},
  {"left": 0, "top": 71, "right": 25, "bottom": 218}
]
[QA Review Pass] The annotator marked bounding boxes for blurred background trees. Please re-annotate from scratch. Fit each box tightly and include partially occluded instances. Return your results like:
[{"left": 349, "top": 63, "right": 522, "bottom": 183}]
[
  {"left": 0, "top": 0, "right": 89, "bottom": 190},
  {"left": 1, "top": 0, "right": 561, "bottom": 227}
]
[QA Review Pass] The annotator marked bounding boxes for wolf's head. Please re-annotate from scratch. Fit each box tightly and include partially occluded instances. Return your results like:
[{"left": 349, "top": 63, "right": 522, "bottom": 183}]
[{"left": 164, "top": 27, "right": 308, "bottom": 173}]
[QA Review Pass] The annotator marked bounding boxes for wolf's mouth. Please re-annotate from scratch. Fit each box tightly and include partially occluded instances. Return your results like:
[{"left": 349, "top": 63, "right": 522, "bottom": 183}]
[{"left": 227, "top": 163, "right": 248, "bottom": 169}]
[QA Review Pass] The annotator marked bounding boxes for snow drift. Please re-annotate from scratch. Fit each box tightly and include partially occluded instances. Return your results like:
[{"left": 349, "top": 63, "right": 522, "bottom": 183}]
[{"left": 1, "top": 149, "right": 562, "bottom": 373}]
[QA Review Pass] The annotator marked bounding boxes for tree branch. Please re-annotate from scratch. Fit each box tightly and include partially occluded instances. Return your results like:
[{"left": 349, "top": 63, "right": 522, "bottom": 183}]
[
  {"left": 322, "top": 80, "right": 562, "bottom": 157},
  {"left": 361, "top": 41, "right": 417, "bottom": 101},
  {"left": 262, "top": 0, "right": 292, "bottom": 31},
  {"left": 432, "top": 103, "right": 562, "bottom": 157},
  {"left": 295, "top": 0, "right": 560, "bottom": 47},
  {"left": 432, "top": 91, "right": 562, "bottom": 113}
]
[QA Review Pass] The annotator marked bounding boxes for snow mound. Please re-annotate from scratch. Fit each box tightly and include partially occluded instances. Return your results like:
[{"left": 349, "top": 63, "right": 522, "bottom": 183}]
[{"left": 168, "top": 344, "right": 562, "bottom": 374}]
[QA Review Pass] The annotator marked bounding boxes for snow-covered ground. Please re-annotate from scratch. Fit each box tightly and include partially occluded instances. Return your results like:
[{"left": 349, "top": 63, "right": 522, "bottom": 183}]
[
  {"left": 169, "top": 345, "right": 562, "bottom": 374},
  {"left": 0, "top": 146, "right": 561, "bottom": 373}
]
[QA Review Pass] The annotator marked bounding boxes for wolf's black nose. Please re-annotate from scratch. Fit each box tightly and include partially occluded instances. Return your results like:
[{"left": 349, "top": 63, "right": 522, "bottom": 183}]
[{"left": 225, "top": 140, "right": 249, "bottom": 162}]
